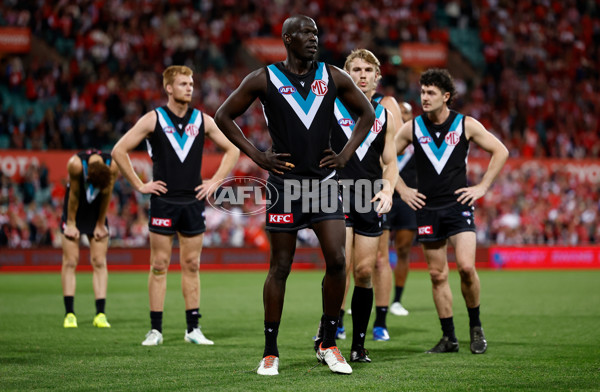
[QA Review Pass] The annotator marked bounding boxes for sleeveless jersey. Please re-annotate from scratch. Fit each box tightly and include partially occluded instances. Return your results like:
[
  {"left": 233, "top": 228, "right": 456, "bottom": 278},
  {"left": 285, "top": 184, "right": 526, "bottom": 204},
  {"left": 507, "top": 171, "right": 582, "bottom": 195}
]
[
  {"left": 372, "top": 93, "right": 417, "bottom": 188},
  {"left": 262, "top": 62, "right": 337, "bottom": 181},
  {"left": 413, "top": 110, "right": 469, "bottom": 207},
  {"left": 62, "top": 149, "right": 111, "bottom": 231},
  {"left": 147, "top": 106, "right": 205, "bottom": 200},
  {"left": 331, "top": 98, "right": 387, "bottom": 181}
]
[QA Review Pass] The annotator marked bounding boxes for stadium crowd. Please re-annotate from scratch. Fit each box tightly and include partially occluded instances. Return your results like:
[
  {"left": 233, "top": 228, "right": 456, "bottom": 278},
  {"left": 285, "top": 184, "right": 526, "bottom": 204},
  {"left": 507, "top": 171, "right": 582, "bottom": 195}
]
[{"left": 1, "top": 0, "right": 599, "bottom": 248}]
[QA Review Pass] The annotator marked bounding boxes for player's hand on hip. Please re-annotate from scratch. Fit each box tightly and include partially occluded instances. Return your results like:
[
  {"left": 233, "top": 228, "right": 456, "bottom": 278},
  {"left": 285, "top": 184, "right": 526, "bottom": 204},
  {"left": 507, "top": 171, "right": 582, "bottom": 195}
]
[
  {"left": 372, "top": 190, "right": 393, "bottom": 214},
  {"left": 195, "top": 179, "right": 220, "bottom": 200},
  {"left": 93, "top": 224, "right": 109, "bottom": 241},
  {"left": 400, "top": 187, "right": 426, "bottom": 210},
  {"left": 63, "top": 225, "right": 80, "bottom": 241},
  {"left": 257, "top": 147, "right": 293, "bottom": 175},
  {"left": 139, "top": 181, "right": 167, "bottom": 195},
  {"left": 455, "top": 184, "right": 486, "bottom": 206},
  {"left": 319, "top": 149, "right": 345, "bottom": 169}
]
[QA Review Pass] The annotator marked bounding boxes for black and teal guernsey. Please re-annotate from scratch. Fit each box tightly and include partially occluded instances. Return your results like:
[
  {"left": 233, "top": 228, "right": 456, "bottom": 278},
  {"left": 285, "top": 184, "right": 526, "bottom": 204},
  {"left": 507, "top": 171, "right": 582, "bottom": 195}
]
[
  {"left": 262, "top": 62, "right": 337, "bottom": 181},
  {"left": 61, "top": 149, "right": 111, "bottom": 234},
  {"left": 412, "top": 110, "right": 469, "bottom": 207},
  {"left": 372, "top": 93, "right": 417, "bottom": 187},
  {"left": 331, "top": 98, "right": 387, "bottom": 181},
  {"left": 147, "top": 106, "right": 205, "bottom": 200}
]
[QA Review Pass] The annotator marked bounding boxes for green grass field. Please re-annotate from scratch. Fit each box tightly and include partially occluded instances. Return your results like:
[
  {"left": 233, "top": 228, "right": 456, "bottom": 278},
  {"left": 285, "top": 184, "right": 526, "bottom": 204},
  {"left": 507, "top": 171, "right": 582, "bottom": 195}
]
[{"left": 1, "top": 269, "right": 599, "bottom": 391}]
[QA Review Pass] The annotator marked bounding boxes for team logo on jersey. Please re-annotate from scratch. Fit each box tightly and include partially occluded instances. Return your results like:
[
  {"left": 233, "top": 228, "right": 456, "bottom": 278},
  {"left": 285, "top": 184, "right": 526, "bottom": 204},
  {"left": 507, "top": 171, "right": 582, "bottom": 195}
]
[
  {"left": 445, "top": 131, "right": 460, "bottom": 146},
  {"left": 311, "top": 80, "right": 328, "bottom": 96},
  {"left": 462, "top": 211, "right": 472, "bottom": 217},
  {"left": 164, "top": 126, "right": 176, "bottom": 134},
  {"left": 185, "top": 124, "right": 199, "bottom": 137},
  {"left": 419, "top": 136, "right": 432, "bottom": 144},
  {"left": 338, "top": 118, "right": 354, "bottom": 127},
  {"left": 268, "top": 214, "right": 293, "bottom": 224},
  {"left": 418, "top": 225, "right": 433, "bottom": 235},
  {"left": 371, "top": 119, "right": 383, "bottom": 134},
  {"left": 278, "top": 86, "right": 296, "bottom": 95}
]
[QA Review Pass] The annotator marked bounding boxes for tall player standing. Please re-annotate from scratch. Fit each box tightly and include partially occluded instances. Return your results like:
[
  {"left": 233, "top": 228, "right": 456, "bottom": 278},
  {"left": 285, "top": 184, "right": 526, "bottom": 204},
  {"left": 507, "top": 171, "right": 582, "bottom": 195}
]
[{"left": 112, "top": 65, "right": 239, "bottom": 346}]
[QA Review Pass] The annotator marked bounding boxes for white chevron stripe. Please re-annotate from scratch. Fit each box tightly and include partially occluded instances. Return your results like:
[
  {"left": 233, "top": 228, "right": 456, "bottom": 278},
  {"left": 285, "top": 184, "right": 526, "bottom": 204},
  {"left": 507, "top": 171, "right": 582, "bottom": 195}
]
[
  {"left": 414, "top": 118, "right": 463, "bottom": 175},
  {"left": 156, "top": 109, "right": 203, "bottom": 163},
  {"left": 335, "top": 104, "right": 386, "bottom": 161},
  {"left": 267, "top": 67, "right": 328, "bottom": 129}
]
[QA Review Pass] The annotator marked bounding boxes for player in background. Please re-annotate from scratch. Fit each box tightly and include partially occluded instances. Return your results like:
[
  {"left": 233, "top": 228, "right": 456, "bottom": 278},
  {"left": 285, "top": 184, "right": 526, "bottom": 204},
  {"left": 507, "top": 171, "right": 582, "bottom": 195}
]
[
  {"left": 394, "top": 68, "right": 508, "bottom": 354},
  {"left": 61, "top": 149, "right": 118, "bottom": 328},
  {"left": 111, "top": 65, "right": 239, "bottom": 346}
]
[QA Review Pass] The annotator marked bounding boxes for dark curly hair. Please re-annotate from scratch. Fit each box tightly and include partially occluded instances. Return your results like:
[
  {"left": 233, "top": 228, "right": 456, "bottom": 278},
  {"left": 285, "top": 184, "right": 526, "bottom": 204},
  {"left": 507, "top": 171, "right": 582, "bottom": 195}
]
[
  {"left": 419, "top": 68, "right": 457, "bottom": 106},
  {"left": 87, "top": 161, "right": 111, "bottom": 190}
]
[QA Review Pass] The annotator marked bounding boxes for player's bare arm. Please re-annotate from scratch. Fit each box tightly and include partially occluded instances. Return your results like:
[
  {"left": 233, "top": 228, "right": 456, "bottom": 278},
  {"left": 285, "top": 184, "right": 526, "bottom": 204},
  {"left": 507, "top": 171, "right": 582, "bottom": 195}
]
[
  {"left": 455, "top": 116, "right": 509, "bottom": 206},
  {"left": 372, "top": 109, "right": 398, "bottom": 214},
  {"left": 64, "top": 155, "right": 83, "bottom": 241},
  {"left": 111, "top": 111, "right": 168, "bottom": 195},
  {"left": 215, "top": 69, "right": 294, "bottom": 175},
  {"left": 320, "top": 66, "right": 375, "bottom": 169},
  {"left": 195, "top": 114, "right": 240, "bottom": 200},
  {"left": 394, "top": 121, "right": 426, "bottom": 210},
  {"left": 93, "top": 160, "right": 119, "bottom": 241}
]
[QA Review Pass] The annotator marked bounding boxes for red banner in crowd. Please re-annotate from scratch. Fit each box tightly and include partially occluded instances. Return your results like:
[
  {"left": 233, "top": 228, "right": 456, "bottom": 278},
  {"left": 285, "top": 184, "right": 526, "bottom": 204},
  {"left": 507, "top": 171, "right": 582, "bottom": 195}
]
[
  {"left": 490, "top": 246, "right": 600, "bottom": 269},
  {"left": 0, "top": 27, "right": 31, "bottom": 53},
  {"left": 0, "top": 150, "right": 225, "bottom": 184},
  {"left": 244, "top": 37, "right": 286, "bottom": 63},
  {"left": 399, "top": 42, "right": 448, "bottom": 67}
]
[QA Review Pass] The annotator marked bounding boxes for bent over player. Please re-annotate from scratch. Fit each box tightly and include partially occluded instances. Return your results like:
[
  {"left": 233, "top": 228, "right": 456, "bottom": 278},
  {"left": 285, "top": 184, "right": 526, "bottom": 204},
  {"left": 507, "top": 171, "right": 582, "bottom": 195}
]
[{"left": 61, "top": 149, "right": 118, "bottom": 328}]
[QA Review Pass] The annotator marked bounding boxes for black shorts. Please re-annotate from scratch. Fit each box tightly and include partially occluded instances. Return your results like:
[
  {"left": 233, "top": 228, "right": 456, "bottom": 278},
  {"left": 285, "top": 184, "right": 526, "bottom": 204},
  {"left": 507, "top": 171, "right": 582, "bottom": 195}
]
[
  {"left": 265, "top": 177, "right": 344, "bottom": 232},
  {"left": 343, "top": 186, "right": 383, "bottom": 237},
  {"left": 416, "top": 202, "right": 476, "bottom": 242},
  {"left": 148, "top": 197, "right": 206, "bottom": 236},
  {"left": 382, "top": 193, "right": 417, "bottom": 231},
  {"left": 60, "top": 217, "right": 108, "bottom": 237}
]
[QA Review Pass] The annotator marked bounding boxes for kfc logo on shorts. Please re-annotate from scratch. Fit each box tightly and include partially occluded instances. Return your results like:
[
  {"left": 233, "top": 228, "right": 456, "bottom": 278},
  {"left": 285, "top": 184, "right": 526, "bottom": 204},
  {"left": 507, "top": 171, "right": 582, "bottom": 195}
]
[
  {"left": 338, "top": 118, "right": 354, "bottom": 127},
  {"left": 279, "top": 86, "right": 296, "bottom": 95},
  {"left": 164, "top": 126, "right": 176, "bottom": 134},
  {"left": 419, "top": 136, "right": 432, "bottom": 144},
  {"left": 371, "top": 119, "right": 382, "bottom": 134},
  {"left": 311, "top": 80, "right": 328, "bottom": 96},
  {"left": 445, "top": 131, "right": 460, "bottom": 146},
  {"left": 185, "top": 124, "right": 199, "bottom": 137},
  {"left": 152, "top": 218, "right": 172, "bottom": 227},
  {"left": 418, "top": 225, "right": 433, "bottom": 235},
  {"left": 268, "top": 214, "right": 293, "bottom": 224}
]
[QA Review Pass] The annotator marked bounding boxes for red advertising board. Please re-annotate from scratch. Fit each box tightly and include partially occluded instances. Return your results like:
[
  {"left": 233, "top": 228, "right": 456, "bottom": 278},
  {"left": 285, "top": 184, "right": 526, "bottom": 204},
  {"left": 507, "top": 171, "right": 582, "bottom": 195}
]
[
  {"left": 0, "top": 27, "right": 31, "bottom": 53},
  {"left": 244, "top": 37, "right": 286, "bottom": 63},
  {"left": 490, "top": 246, "right": 600, "bottom": 269},
  {"left": 399, "top": 42, "right": 448, "bottom": 67}
]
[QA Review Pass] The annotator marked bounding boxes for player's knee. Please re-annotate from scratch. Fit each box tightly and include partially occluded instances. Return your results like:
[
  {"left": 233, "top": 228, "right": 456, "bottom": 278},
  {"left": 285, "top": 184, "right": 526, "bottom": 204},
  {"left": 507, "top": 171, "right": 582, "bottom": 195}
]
[
  {"left": 458, "top": 264, "right": 476, "bottom": 282},
  {"left": 325, "top": 257, "right": 345, "bottom": 277},
  {"left": 150, "top": 257, "right": 169, "bottom": 274},
  {"left": 429, "top": 269, "right": 447, "bottom": 286},
  {"left": 90, "top": 256, "right": 107, "bottom": 269},
  {"left": 62, "top": 258, "right": 78, "bottom": 269},
  {"left": 270, "top": 263, "right": 292, "bottom": 281},
  {"left": 180, "top": 256, "right": 200, "bottom": 273},
  {"left": 353, "top": 264, "right": 374, "bottom": 286}
]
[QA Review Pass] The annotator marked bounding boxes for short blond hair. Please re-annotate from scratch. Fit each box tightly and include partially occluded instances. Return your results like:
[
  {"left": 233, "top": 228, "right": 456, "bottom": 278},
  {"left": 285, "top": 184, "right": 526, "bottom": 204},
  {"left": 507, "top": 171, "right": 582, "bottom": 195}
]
[
  {"left": 344, "top": 49, "right": 381, "bottom": 82},
  {"left": 162, "top": 65, "right": 193, "bottom": 90}
]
